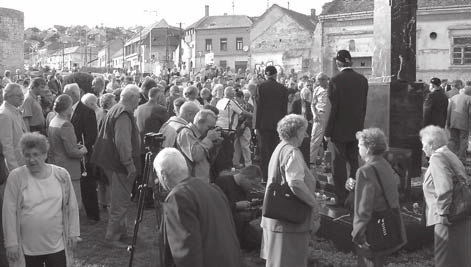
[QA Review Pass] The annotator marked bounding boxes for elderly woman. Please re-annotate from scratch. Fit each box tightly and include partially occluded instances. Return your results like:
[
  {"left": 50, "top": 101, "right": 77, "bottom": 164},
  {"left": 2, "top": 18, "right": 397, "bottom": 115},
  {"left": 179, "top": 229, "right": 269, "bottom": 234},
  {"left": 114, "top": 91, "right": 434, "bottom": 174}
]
[
  {"left": 260, "top": 114, "right": 320, "bottom": 267},
  {"left": 210, "top": 84, "right": 224, "bottom": 106},
  {"left": 2, "top": 132, "right": 80, "bottom": 267},
  {"left": 351, "top": 128, "right": 406, "bottom": 267},
  {"left": 420, "top": 125, "right": 471, "bottom": 267},
  {"left": 47, "top": 94, "right": 88, "bottom": 210}
]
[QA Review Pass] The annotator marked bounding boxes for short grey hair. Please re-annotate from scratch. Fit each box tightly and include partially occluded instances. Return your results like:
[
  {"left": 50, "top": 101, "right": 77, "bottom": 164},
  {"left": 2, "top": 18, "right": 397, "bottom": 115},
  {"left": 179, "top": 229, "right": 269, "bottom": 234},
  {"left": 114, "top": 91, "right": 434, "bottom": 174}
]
[
  {"left": 120, "top": 84, "right": 140, "bottom": 102},
  {"left": 153, "top": 147, "right": 189, "bottom": 186},
  {"left": 100, "top": 93, "right": 116, "bottom": 110},
  {"left": 420, "top": 125, "right": 448, "bottom": 150},
  {"left": 20, "top": 132, "right": 50, "bottom": 155},
  {"left": 64, "top": 83, "right": 80, "bottom": 99},
  {"left": 193, "top": 109, "right": 217, "bottom": 124},
  {"left": 356, "top": 128, "right": 388, "bottom": 155},
  {"left": 277, "top": 114, "right": 308, "bottom": 141},
  {"left": 81, "top": 93, "right": 98, "bottom": 110},
  {"left": 3, "top": 83, "right": 22, "bottom": 99}
]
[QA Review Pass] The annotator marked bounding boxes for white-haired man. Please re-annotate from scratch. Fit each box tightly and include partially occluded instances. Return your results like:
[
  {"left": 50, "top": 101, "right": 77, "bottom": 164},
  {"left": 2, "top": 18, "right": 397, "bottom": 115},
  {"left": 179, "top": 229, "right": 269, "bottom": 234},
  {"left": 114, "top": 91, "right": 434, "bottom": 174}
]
[
  {"left": 0, "top": 83, "right": 28, "bottom": 171},
  {"left": 310, "top": 72, "right": 331, "bottom": 165},
  {"left": 81, "top": 93, "right": 98, "bottom": 112},
  {"left": 176, "top": 109, "right": 222, "bottom": 182},
  {"left": 64, "top": 83, "right": 99, "bottom": 222},
  {"left": 159, "top": 101, "right": 199, "bottom": 148},
  {"left": 154, "top": 148, "right": 243, "bottom": 267},
  {"left": 91, "top": 84, "right": 141, "bottom": 247}
]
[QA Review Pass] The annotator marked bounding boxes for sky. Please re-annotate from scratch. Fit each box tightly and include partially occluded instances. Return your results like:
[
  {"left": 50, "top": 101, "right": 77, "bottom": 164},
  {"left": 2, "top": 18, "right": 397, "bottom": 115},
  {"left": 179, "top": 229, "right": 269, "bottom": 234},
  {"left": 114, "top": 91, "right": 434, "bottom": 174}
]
[{"left": 3, "top": 0, "right": 330, "bottom": 30}]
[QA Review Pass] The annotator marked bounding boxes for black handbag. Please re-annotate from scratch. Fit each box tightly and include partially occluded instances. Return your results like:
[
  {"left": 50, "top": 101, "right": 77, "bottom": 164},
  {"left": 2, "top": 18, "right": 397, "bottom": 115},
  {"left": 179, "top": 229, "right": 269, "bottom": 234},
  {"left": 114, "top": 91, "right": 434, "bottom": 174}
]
[
  {"left": 447, "top": 173, "right": 471, "bottom": 223},
  {"left": 262, "top": 144, "right": 311, "bottom": 224},
  {"left": 365, "top": 166, "right": 404, "bottom": 252}
]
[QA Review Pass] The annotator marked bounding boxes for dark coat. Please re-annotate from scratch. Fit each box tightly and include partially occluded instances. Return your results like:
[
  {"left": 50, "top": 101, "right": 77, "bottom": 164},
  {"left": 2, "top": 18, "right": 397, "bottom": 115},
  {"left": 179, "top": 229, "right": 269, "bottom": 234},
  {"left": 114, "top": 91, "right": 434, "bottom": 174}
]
[
  {"left": 255, "top": 78, "right": 288, "bottom": 131},
  {"left": 134, "top": 102, "right": 170, "bottom": 153},
  {"left": 71, "top": 101, "right": 97, "bottom": 157},
  {"left": 160, "top": 178, "right": 243, "bottom": 267},
  {"left": 325, "top": 68, "right": 368, "bottom": 143},
  {"left": 423, "top": 89, "right": 448, "bottom": 128}
]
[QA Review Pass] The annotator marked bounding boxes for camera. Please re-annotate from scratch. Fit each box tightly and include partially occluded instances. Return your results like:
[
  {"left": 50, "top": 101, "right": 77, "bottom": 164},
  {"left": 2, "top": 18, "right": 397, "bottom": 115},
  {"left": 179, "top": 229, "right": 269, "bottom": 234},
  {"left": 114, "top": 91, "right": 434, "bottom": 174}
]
[
  {"left": 143, "top": 132, "right": 165, "bottom": 153},
  {"left": 214, "top": 126, "right": 236, "bottom": 140}
]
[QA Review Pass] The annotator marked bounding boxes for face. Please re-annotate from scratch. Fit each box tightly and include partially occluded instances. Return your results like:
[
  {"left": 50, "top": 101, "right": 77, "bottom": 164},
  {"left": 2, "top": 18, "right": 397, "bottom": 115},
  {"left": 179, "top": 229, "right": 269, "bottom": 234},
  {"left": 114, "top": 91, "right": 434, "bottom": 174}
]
[
  {"left": 130, "top": 94, "right": 140, "bottom": 110},
  {"left": 240, "top": 176, "right": 262, "bottom": 192},
  {"left": 293, "top": 125, "right": 308, "bottom": 147},
  {"left": 421, "top": 140, "right": 433, "bottom": 157},
  {"left": 317, "top": 75, "right": 329, "bottom": 88},
  {"left": 7, "top": 89, "right": 25, "bottom": 107},
  {"left": 358, "top": 140, "right": 369, "bottom": 160},
  {"left": 23, "top": 147, "right": 47, "bottom": 173},
  {"left": 198, "top": 115, "right": 217, "bottom": 136},
  {"left": 32, "top": 84, "right": 46, "bottom": 96}
]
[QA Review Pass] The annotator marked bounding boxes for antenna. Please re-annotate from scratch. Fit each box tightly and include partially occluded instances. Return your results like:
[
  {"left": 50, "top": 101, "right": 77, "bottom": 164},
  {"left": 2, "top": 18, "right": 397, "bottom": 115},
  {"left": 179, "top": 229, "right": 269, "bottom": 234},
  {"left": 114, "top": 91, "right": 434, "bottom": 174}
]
[
  {"left": 287, "top": 1, "right": 290, "bottom": 9},
  {"left": 267, "top": 0, "right": 269, "bottom": 9},
  {"left": 232, "top": 0, "right": 235, "bottom": 15}
]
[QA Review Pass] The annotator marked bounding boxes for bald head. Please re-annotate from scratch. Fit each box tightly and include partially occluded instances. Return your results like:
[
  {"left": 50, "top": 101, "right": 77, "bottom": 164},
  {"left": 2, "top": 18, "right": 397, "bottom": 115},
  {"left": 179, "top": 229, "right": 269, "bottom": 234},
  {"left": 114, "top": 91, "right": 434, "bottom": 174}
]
[
  {"left": 3, "top": 83, "right": 24, "bottom": 107},
  {"left": 153, "top": 148, "right": 189, "bottom": 191},
  {"left": 63, "top": 83, "right": 81, "bottom": 104},
  {"left": 81, "top": 93, "right": 98, "bottom": 111},
  {"left": 224, "top": 86, "right": 235, "bottom": 99},
  {"left": 179, "top": 101, "right": 200, "bottom": 123},
  {"left": 316, "top": 72, "right": 329, "bottom": 88}
]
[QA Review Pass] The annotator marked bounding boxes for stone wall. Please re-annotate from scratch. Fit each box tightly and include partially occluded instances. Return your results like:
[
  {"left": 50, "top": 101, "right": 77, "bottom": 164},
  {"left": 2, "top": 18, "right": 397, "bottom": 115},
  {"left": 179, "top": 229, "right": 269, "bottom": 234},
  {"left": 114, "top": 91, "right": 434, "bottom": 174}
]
[{"left": 0, "top": 8, "right": 24, "bottom": 75}]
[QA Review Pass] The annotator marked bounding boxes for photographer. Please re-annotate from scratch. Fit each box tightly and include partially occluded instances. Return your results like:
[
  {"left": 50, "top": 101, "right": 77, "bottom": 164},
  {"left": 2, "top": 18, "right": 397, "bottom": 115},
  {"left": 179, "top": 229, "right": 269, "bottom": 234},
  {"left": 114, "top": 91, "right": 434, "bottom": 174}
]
[
  {"left": 214, "top": 87, "right": 252, "bottom": 175},
  {"left": 175, "top": 109, "right": 222, "bottom": 182},
  {"left": 214, "top": 165, "right": 263, "bottom": 250}
]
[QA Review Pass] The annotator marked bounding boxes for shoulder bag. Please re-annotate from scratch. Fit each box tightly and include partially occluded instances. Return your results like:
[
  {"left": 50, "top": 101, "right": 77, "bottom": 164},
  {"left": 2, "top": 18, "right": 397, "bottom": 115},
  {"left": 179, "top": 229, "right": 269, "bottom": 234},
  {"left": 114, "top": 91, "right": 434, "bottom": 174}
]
[
  {"left": 447, "top": 168, "right": 471, "bottom": 223},
  {"left": 262, "top": 144, "right": 311, "bottom": 224},
  {"left": 366, "top": 165, "right": 405, "bottom": 252}
]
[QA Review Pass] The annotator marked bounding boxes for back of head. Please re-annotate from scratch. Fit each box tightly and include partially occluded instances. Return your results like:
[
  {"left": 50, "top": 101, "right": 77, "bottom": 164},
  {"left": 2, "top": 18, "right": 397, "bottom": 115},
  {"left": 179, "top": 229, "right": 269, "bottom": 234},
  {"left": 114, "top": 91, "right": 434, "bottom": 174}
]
[
  {"left": 335, "top": 50, "right": 352, "bottom": 68},
  {"left": 54, "top": 94, "right": 73, "bottom": 113},
  {"left": 239, "top": 165, "right": 262, "bottom": 180},
  {"left": 180, "top": 101, "right": 200, "bottom": 121},
  {"left": 81, "top": 93, "right": 98, "bottom": 110},
  {"left": 463, "top": 86, "right": 471, "bottom": 96},
  {"left": 300, "top": 87, "right": 311, "bottom": 101},
  {"left": 31, "top": 77, "right": 46, "bottom": 88},
  {"left": 193, "top": 109, "right": 216, "bottom": 124},
  {"left": 153, "top": 148, "right": 189, "bottom": 189},
  {"left": 100, "top": 93, "right": 116, "bottom": 110},
  {"left": 141, "top": 77, "right": 158, "bottom": 93},
  {"left": 63, "top": 83, "right": 81, "bottom": 102},
  {"left": 451, "top": 79, "right": 463, "bottom": 89},
  {"left": 121, "top": 84, "right": 140, "bottom": 100},
  {"left": 224, "top": 86, "right": 235, "bottom": 98},
  {"left": 3, "top": 83, "right": 22, "bottom": 101}
]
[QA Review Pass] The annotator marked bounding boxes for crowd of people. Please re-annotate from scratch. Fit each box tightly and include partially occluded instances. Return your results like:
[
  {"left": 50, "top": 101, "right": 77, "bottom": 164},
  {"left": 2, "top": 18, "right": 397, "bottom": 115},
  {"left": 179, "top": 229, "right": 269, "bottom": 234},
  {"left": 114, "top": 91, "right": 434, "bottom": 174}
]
[{"left": 0, "top": 48, "right": 470, "bottom": 267}]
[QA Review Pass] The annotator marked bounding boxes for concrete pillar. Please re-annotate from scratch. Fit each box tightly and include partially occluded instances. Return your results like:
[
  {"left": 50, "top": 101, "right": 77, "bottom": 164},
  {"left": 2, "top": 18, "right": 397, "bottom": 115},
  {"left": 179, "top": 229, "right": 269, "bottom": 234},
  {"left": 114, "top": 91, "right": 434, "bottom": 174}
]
[{"left": 0, "top": 8, "right": 24, "bottom": 75}]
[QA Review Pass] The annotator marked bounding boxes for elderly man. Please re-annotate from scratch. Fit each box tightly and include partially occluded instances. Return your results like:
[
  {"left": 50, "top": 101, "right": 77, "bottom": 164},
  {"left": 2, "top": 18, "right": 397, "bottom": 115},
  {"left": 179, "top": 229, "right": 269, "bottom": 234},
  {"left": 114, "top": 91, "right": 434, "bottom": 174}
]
[
  {"left": 81, "top": 93, "right": 98, "bottom": 112},
  {"left": 423, "top": 77, "right": 448, "bottom": 128},
  {"left": 166, "top": 85, "right": 181, "bottom": 116},
  {"left": 447, "top": 86, "right": 471, "bottom": 163},
  {"left": 91, "top": 85, "right": 141, "bottom": 247},
  {"left": 22, "top": 77, "right": 46, "bottom": 133},
  {"left": 1, "top": 70, "right": 12, "bottom": 88},
  {"left": 176, "top": 109, "right": 222, "bottom": 182},
  {"left": 310, "top": 72, "right": 331, "bottom": 165},
  {"left": 153, "top": 148, "right": 243, "bottom": 267},
  {"left": 92, "top": 76, "right": 105, "bottom": 97},
  {"left": 446, "top": 79, "right": 463, "bottom": 99},
  {"left": 0, "top": 83, "right": 28, "bottom": 171},
  {"left": 135, "top": 86, "right": 169, "bottom": 143},
  {"left": 159, "top": 100, "right": 199, "bottom": 148},
  {"left": 64, "top": 83, "right": 99, "bottom": 222}
]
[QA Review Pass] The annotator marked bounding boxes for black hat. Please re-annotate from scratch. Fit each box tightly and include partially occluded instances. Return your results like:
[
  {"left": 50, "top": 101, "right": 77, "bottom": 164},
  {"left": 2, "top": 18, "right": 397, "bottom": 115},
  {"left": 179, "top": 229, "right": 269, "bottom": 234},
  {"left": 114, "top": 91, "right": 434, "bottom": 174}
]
[
  {"left": 336, "top": 50, "right": 352, "bottom": 64},
  {"left": 265, "top": 66, "right": 277, "bottom": 76},
  {"left": 430, "top": 77, "right": 441, "bottom": 87}
]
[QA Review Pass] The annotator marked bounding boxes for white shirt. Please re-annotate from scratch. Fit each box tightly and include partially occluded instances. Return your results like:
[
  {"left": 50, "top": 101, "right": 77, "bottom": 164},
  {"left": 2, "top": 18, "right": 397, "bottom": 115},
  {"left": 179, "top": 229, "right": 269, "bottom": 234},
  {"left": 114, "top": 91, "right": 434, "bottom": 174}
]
[
  {"left": 216, "top": 98, "right": 243, "bottom": 130},
  {"left": 20, "top": 169, "right": 64, "bottom": 255}
]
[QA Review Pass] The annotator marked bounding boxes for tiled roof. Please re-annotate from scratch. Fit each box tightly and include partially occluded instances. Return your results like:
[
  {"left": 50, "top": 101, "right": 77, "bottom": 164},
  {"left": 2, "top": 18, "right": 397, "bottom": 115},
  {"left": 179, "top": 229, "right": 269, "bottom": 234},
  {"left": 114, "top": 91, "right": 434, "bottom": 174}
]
[
  {"left": 321, "top": 0, "right": 471, "bottom": 15},
  {"left": 186, "top": 15, "right": 252, "bottom": 30},
  {"left": 276, "top": 4, "right": 317, "bottom": 31},
  {"left": 129, "top": 19, "right": 180, "bottom": 40}
]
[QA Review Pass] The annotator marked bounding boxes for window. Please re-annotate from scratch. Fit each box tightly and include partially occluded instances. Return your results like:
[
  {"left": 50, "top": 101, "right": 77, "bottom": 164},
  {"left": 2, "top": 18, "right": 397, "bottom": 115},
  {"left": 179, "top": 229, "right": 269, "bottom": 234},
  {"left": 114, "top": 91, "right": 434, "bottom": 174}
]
[
  {"left": 452, "top": 37, "right": 471, "bottom": 65},
  {"left": 236, "top": 37, "right": 243, "bottom": 50},
  {"left": 220, "top": 38, "right": 227, "bottom": 51},
  {"left": 219, "top": 60, "right": 227, "bottom": 68},
  {"left": 205, "top": 39, "right": 212, "bottom": 52}
]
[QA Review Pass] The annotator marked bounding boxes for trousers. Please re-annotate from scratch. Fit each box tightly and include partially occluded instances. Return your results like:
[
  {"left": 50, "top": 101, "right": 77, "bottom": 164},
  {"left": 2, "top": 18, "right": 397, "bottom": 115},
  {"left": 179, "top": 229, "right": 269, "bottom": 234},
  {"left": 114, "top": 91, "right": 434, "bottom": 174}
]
[
  {"left": 258, "top": 129, "right": 279, "bottom": 180},
  {"left": 332, "top": 141, "right": 359, "bottom": 203},
  {"left": 449, "top": 128, "right": 469, "bottom": 162},
  {"left": 233, "top": 127, "right": 252, "bottom": 166},
  {"left": 310, "top": 115, "right": 328, "bottom": 164},
  {"left": 80, "top": 163, "right": 99, "bottom": 221},
  {"left": 104, "top": 170, "right": 133, "bottom": 241},
  {"left": 24, "top": 250, "right": 66, "bottom": 267}
]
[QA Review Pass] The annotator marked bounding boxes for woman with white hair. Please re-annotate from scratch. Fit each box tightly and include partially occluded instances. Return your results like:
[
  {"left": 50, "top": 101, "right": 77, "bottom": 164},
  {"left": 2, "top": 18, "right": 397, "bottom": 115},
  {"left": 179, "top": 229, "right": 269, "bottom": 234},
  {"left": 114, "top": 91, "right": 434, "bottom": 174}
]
[{"left": 420, "top": 125, "right": 471, "bottom": 266}]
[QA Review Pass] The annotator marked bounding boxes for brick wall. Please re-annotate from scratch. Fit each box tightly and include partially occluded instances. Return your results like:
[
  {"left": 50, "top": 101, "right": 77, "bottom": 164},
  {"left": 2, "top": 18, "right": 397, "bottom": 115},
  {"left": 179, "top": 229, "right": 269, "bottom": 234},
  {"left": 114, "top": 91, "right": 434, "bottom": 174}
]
[{"left": 0, "top": 8, "right": 24, "bottom": 75}]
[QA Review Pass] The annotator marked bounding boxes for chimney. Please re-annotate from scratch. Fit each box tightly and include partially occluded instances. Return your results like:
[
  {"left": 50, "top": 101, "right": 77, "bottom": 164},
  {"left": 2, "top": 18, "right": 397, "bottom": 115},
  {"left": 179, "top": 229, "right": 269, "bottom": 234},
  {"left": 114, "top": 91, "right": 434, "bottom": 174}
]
[
  {"left": 311, "top": 8, "right": 316, "bottom": 20},
  {"left": 224, "top": 13, "right": 228, "bottom": 16},
  {"left": 205, "top": 5, "right": 209, "bottom": 17}
]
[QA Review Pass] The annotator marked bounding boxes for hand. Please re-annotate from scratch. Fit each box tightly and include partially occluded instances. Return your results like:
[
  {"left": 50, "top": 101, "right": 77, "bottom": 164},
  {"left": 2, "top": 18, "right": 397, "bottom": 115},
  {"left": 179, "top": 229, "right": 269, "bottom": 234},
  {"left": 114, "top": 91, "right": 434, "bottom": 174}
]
[
  {"left": 206, "top": 128, "right": 222, "bottom": 142},
  {"left": 6, "top": 246, "right": 19, "bottom": 262},
  {"left": 79, "top": 146, "right": 88, "bottom": 155},
  {"left": 236, "top": 200, "right": 251, "bottom": 210},
  {"left": 68, "top": 236, "right": 81, "bottom": 249},
  {"left": 126, "top": 165, "right": 137, "bottom": 180},
  {"left": 324, "top": 136, "right": 331, "bottom": 143},
  {"left": 345, "top": 178, "right": 356, "bottom": 191},
  {"left": 440, "top": 215, "right": 451, "bottom": 226}
]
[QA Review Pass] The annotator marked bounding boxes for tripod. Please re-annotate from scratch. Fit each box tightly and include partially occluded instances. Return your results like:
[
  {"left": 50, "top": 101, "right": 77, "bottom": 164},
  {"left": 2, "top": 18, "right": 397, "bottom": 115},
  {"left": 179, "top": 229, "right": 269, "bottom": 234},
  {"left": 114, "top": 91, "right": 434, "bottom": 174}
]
[{"left": 127, "top": 132, "right": 164, "bottom": 267}]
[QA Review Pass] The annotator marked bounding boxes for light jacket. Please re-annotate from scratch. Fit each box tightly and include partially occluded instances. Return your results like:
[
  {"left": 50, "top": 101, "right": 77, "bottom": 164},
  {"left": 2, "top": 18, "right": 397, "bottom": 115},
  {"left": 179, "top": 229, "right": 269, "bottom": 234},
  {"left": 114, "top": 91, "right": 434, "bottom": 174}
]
[
  {"left": 2, "top": 165, "right": 80, "bottom": 267},
  {"left": 0, "top": 102, "right": 27, "bottom": 171}
]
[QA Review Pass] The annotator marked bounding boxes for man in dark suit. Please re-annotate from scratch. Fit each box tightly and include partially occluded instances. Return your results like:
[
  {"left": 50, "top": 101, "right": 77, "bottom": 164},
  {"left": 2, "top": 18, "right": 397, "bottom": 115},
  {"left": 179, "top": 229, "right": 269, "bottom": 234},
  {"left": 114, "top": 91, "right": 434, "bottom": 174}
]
[
  {"left": 325, "top": 50, "right": 368, "bottom": 205},
  {"left": 424, "top": 77, "right": 448, "bottom": 128},
  {"left": 255, "top": 66, "right": 288, "bottom": 179},
  {"left": 154, "top": 148, "right": 243, "bottom": 267},
  {"left": 64, "top": 83, "right": 99, "bottom": 222}
]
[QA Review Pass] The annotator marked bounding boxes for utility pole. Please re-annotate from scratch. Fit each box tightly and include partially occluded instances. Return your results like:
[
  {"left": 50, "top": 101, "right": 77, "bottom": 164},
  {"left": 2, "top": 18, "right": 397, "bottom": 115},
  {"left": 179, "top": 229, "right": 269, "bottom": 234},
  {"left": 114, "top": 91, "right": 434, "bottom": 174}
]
[
  {"left": 178, "top": 22, "right": 183, "bottom": 69},
  {"left": 144, "top": 10, "right": 157, "bottom": 74},
  {"left": 232, "top": 1, "right": 235, "bottom": 15},
  {"left": 287, "top": 1, "right": 290, "bottom": 9}
]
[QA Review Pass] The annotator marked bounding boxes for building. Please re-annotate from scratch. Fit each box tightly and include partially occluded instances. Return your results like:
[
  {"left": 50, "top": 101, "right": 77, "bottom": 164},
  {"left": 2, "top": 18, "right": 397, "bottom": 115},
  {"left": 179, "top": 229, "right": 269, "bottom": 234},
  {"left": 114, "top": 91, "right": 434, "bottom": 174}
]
[
  {"left": 184, "top": 5, "right": 253, "bottom": 73},
  {"left": 97, "top": 39, "right": 124, "bottom": 71},
  {"left": 124, "top": 19, "right": 180, "bottom": 74},
  {"left": 250, "top": 4, "right": 318, "bottom": 75},
  {"left": 46, "top": 46, "right": 98, "bottom": 71},
  {"left": 111, "top": 48, "right": 124, "bottom": 70},
  {"left": 316, "top": 0, "right": 471, "bottom": 81},
  {"left": 0, "top": 8, "right": 24, "bottom": 75}
]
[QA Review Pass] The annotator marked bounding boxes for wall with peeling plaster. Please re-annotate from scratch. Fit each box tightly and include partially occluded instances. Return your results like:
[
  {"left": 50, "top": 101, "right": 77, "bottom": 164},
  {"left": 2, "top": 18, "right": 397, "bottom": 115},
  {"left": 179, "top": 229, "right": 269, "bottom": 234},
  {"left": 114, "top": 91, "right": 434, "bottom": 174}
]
[{"left": 0, "top": 8, "right": 24, "bottom": 75}]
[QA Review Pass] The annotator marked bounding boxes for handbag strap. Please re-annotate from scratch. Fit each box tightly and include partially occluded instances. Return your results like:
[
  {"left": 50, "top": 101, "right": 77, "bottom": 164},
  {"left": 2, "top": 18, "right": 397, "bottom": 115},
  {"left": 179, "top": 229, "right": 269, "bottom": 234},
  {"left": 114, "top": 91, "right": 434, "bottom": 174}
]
[
  {"left": 273, "top": 143, "right": 290, "bottom": 185},
  {"left": 371, "top": 165, "right": 392, "bottom": 209}
]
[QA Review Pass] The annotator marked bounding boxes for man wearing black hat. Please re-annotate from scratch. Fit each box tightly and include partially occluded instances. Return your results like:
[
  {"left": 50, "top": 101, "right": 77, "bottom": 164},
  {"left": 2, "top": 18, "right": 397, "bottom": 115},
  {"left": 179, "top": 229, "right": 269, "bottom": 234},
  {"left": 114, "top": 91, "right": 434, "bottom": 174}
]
[
  {"left": 423, "top": 77, "right": 448, "bottom": 128},
  {"left": 325, "top": 50, "right": 368, "bottom": 206},
  {"left": 255, "top": 66, "right": 288, "bottom": 179}
]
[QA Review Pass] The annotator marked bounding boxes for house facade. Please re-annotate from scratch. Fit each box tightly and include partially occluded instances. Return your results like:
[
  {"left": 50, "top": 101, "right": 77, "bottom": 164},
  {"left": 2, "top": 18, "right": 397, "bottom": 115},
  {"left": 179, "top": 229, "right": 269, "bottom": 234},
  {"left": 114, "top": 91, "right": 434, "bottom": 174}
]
[
  {"left": 250, "top": 4, "right": 318, "bottom": 75},
  {"left": 184, "top": 5, "right": 252, "bottom": 73},
  {"left": 316, "top": 0, "right": 471, "bottom": 81}
]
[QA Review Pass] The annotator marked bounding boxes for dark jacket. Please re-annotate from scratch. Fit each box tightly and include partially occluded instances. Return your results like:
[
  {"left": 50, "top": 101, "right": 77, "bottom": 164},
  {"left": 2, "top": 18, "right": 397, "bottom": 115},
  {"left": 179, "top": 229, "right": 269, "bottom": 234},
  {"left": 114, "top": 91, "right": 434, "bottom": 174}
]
[
  {"left": 325, "top": 68, "right": 368, "bottom": 142},
  {"left": 91, "top": 103, "right": 141, "bottom": 175},
  {"left": 160, "top": 178, "right": 243, "bottom": 267},
  {"left": 255, "top": 78, "right": 288, "bottom": 131},
  {"left": 134, "top": 102, "right": 170, "bottom": 154},
  {"left": 71, "top": 101, "right": 97, "bottom": 158},
  {"left": 423, "top": 89, "right": 448, "bottom": 128}
]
